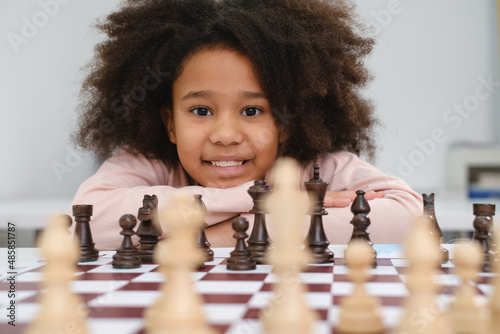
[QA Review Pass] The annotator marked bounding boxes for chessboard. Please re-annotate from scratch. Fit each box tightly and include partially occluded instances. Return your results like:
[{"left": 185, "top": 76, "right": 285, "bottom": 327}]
[{"left": 0, "top": 244, "right": 495, "bottom": 334}]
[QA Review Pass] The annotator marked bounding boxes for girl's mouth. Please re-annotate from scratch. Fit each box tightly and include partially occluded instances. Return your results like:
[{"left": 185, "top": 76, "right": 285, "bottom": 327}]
[{"left": 208, "top": 160, "right": 248, "bottom": 167}]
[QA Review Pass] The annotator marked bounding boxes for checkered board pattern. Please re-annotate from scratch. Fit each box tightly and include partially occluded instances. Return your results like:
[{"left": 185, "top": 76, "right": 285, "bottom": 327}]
[{"left": 0, "top": 245, "right": 495, "bottom": 334}]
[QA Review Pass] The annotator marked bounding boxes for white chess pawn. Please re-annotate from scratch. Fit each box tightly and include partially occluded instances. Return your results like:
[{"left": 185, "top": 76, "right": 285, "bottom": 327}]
[
  {"left": 262, "top": 157, "right": 318, "bottom": 334},
  {"left": 448, "top": 241, "right": 490, "bottom": 334},
  {"left": 391, "top": 215, "right": 452, "bottom": 334},
  {"left": 490, "top": 223, "right": 500, "bottom": 334},
  {"left": 25, "top": 214, "right": 88, "bottom": 334},
  {"left": 144, "top": 192, "right": 216, "bottom": 334},
  {"left": 337, "top": 240, "right": 384, "bottom": 334}
]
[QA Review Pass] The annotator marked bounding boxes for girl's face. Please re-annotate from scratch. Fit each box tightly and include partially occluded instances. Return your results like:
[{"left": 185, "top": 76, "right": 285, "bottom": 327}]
[{"left": 163, "top": 48, "right": 285, "bottom": 188}]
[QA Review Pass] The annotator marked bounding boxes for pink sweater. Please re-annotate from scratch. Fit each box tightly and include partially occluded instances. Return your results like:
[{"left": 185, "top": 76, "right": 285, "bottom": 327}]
[{"left": 69, "top": 149, "right": 422, "bottom": 250}]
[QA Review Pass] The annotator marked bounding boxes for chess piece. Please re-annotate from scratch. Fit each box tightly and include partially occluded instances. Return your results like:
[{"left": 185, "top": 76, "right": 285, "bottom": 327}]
[
  {"left": 448, "top": 241, "right": 490, "bottom": 334},
  {"left": 193, "top": 194, "right": 214, "bottom": 262},
  {"left": 348, "top": 190, "right": 377, "bottom": 267},
  {"left": 247, "top": 179, "right": 272, "bottom": 264},
  {"left": 391, "top": 215, "right": 452, "bottom": 334},
  {"left": 489, "top": 223, "right": 500, "bottom": 334},
  {"left": 25, "top": 215, "right": 88, "bottom": 334},
  {"left": 144, "top": 192, "right": 216, "bottom": 334},
  {"left": 137, "top": 195, "right": 162, "bottom": 263},
  {"left": 338, "top": 240, "right": 384, "bottom": 334},
  {"left": 72, "top": 204, "right": 99, "bottom": 262},
  {"left": 262, "top": 158, "right": 318, "bottom": 334},
  {"left": 305, "top": 164, "right": 334, "bottom": 264},
  {"left": 422, "top": 193, "right": 449, "bottom": 263},
  {"left": 472, "top": 203, "right": 496, "bottom": 272},
  {"left": 227, "top": 216, "right": 256, "bottom": 270},
  {"left": 58, "top": 214, "right": 72, "bottom": 234},
  {"left": 112, "top": 214, "right": 142, "bottom": 269}
]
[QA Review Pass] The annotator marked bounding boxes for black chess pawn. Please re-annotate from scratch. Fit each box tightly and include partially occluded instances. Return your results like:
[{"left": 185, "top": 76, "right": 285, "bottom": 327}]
[
  {"left": 72, "top": 204, "right": 99, "bottom": 262},
  {"left": 472, "top": 203, "right": 496, "bottom": 272},
  {"left": 348, "top": 190, "right": 377, "bottom": 267},
  {"left": 247, "top": 179, "right": 272, "bottom": 264},
  {"left": 136, "top": 195, "right": 162, "bottom": 263},
  {"left": 227, "top": 217, "right": 256, "bottom": 271},
  {"left": 305, "top": 164, "right": 334, "bottom": 264},
  {"left": 193, "top": 194, "right": 214, "bottom": 262},
  {"left": 422, "top": 193, "right": 449, "bottom": 263},
  {"left": 112, "top": 214, "right": 142, "bottom": 269}
]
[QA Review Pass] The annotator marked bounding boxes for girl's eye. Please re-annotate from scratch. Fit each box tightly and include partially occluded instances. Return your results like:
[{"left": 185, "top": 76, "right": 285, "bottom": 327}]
[
  {"left": 241, "top": 107, "right": 262, "bottom": 117},
  {"left": 190, "top": 107, "right": 212, "bottom": 116}
]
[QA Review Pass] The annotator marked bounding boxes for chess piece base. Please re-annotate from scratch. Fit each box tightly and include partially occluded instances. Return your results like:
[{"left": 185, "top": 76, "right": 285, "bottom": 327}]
[
  {"left": 310, "top": 246, "right": 334, "bottom": 264},
  {"left": 440, "top": 245, "right": 449, "bottom": 263},
  {"left": 338, "top": 300, "right": 384, "bottom": 334},
  {"left": 138, "top": 244, "right": 156, "bottom": 263},
  {"left": 227, "top": 257, "right": 256, "bottom": 271},
  {"left": 449, "top": 304, "right": 489, "bottom": 334},
  {"left": 78, "top": 248, "right": 99, "bottom": 262},
  {"left": 140, "top": 256, "right": 154, "bottom": 263},
  {"left": 112, "top": 251, "right": 142, "bottom": 269},
  {"left": 247, "top": 243, "right": 269, "bottom": 264}
]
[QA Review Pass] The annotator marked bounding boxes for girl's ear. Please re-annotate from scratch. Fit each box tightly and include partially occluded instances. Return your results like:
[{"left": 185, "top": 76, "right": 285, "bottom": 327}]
[{"left": 160, "top": 107, "right": 177, "bottom": 144}]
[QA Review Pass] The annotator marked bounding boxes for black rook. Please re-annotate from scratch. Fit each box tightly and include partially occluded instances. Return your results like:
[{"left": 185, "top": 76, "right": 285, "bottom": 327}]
[{"left": 72, "top": 204, "right": 99, "bottom": 262}]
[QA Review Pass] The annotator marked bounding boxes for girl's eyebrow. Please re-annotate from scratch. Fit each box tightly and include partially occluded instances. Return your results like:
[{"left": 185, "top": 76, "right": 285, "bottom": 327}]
[
  {"left": 181, "top": 90, "right": 267, "bottom": 101},
  {"left": 182, "top": 90, "right": 214, "bottom": 101},
  {"left": 241, "top": 90, "right": 267, "bottom": 99}
]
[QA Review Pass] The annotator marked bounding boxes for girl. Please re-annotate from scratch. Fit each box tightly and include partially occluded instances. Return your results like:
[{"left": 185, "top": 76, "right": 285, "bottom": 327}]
[{"left": 71, "top": 0, "right": 421, "bottom": 250}]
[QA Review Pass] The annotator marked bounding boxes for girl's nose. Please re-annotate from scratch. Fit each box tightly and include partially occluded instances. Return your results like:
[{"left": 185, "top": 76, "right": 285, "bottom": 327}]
[{"left": 209, "top": 113, "right": 244, "bottom": 146}]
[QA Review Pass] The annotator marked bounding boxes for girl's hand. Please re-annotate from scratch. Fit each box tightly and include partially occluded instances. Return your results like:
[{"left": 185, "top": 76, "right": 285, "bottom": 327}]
[{"left": 324, "top": 190, "right": 384, "bottom": 207}]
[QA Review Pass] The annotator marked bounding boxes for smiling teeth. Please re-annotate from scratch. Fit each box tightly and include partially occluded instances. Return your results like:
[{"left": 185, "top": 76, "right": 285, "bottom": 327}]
[{"left": 211, "top": 161, "right": 244, "bottom": 167}]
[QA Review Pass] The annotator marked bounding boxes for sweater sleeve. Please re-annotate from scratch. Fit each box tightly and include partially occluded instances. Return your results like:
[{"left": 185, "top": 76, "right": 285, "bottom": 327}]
[
  {"left": 301, "top": 152, "right": 423, "bottom": 244},
  {"left": 68, "top": 150, "right": 253, "bottom": 250}
]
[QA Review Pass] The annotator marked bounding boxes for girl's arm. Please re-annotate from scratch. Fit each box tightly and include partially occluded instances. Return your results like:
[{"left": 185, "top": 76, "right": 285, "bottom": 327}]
[
  {"left": 204, "top": 215, "right": 240, "bottom": 247},
  {"left": 324, "top": 190, "right": 384, "bottom": 207},
  {"left": 302, "top": 152, "right": 423, "bottom": 244},
  {"left": 68, "top": 149, "right": 253, "bottom": 250},
  {"left": 205, "top": 152, "right": 421, "bottom": 247}
]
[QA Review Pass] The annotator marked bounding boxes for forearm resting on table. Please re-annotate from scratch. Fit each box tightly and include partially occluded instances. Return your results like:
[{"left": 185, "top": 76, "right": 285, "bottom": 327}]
[
  {"left": 205, "top": 216, "right": 240, "bottom": 247},
  {"left": 204, "top": 190, "right": 388, "bottom": 247}
]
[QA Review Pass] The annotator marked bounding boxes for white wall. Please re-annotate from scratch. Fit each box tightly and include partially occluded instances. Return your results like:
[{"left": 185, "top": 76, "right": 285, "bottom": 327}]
[
  {"left": 1, "top": 0, "right": 499, "bottom": 202},
  {"left": 355, "top": 0, "right": 500, "bottom": 193},
  {"left": 1, "top": 0, "right": 122, "bottom": 201}
]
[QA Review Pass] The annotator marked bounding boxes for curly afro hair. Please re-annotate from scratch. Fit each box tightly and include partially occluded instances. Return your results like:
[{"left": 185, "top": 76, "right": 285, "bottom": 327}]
[{"left": 75, "top": 0, "right": 377, "bottom": 167}]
